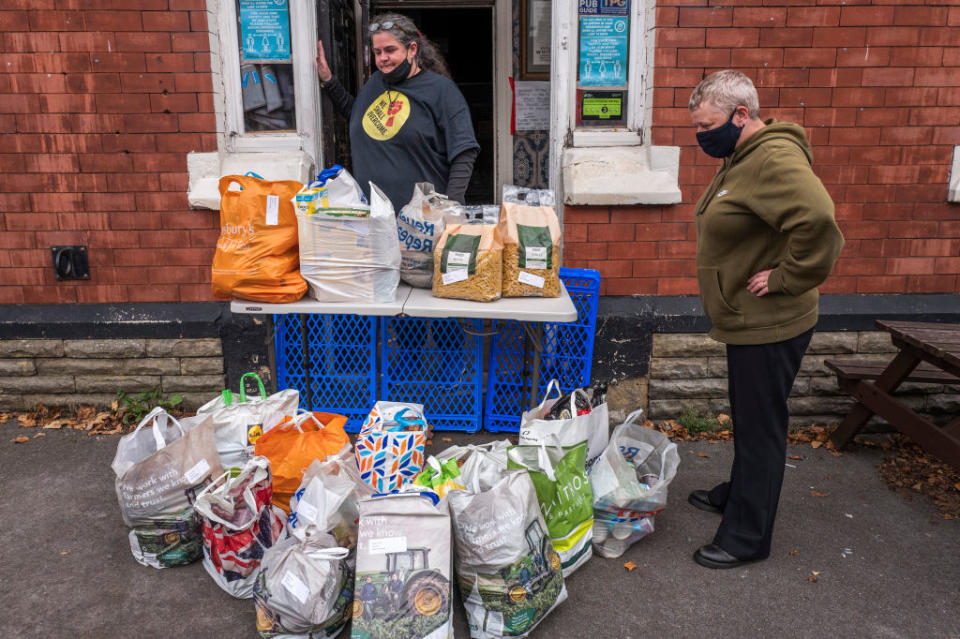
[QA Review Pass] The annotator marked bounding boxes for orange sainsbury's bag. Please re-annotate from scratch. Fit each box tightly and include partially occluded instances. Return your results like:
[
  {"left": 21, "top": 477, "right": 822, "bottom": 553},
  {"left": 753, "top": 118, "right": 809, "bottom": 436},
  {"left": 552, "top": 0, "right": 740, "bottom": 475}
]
[
  {"left": 212, "top": 174, "right": 307, "bottom": 303},
  {"left": 253, "top": 410, "right": 351, "bottom": 513}
]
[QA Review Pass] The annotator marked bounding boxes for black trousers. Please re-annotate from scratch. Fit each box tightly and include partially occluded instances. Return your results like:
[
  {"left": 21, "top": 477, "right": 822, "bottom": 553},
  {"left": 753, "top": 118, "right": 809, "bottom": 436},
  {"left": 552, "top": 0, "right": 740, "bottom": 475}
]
[{"left": 707, "top": 328, "right": 813, "bottom": 560}]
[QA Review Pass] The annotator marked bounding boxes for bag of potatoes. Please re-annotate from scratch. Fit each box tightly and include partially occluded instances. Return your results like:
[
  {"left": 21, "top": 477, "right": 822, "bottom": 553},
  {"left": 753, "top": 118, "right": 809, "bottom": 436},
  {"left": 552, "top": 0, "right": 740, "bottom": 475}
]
[
  {"left": 432, "top": 223, "right": 503, "bottom": 302},
  {"left": 499, "top": 187, "right": 562, "bottom": 298}
]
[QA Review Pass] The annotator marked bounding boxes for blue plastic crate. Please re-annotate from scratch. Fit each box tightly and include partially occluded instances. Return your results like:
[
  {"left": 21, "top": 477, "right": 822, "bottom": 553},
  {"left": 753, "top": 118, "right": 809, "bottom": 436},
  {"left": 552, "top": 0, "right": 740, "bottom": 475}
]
[
  {"left": 274, "top": 313, "right": 378, "bottom": 433},
  {"left": 380, "top": 316, "right": 484, "bottom": 432},
  {"left": 484, "top": 268, "right": 601, "bottom": 432}
]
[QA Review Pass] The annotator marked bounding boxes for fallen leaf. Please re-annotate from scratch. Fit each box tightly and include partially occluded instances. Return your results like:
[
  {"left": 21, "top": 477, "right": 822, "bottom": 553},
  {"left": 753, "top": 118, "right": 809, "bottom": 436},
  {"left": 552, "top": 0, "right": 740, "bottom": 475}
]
[
  {"left": 624, "top": 561, "right": 637, "bottom": 571},
  {"left": 0, "top": 413, "right": 10, "bottom": 423},
  {"left": 697, "top": 453, "right": 710, "bottom": 458},
  {"left": 810, "top": 491, "right": 829, "bottom": 498},
  {"left": 716, "top": 413, "right": 731, "bottom": 425},
  {"left": 44, "top": 418, "right": 76, "bottom": 430},
  {"left": 808, "top": 576, "right": 818, "bottom": 583},
  {"left": 17, "top": 415, "right": 37, "bottom": 428},
  {"left": 954, "top": 483, "right": 960, "bottom": 492},
  {"left": 788, "top": 455, "right": 802, "bottom": 461},
  {"left": 33, "top": 432, "right": 46, "bottom": 439},
  {"left": 790, "top": 550, "right": 799, "bottom": 556},
  {"left": 60, "top": 551, "right": 71, "bottom": 556},
  {"left": 811, "top": 570, "right": 820, "bottom": 576},
  {"left": 14, "top": 437, "right": 29, "bottom": 443},
  {"left": 111, "top": 400, "right": 119, "bottom": 412},
  {"left": 425, "top": 438, "right": 434, "bottom": 446},
  {"left": 811, "top": 440, "right": 823, "bottom": 449},
  {"left": 441, "top": 437, "right": 453, "bottom": 443}
]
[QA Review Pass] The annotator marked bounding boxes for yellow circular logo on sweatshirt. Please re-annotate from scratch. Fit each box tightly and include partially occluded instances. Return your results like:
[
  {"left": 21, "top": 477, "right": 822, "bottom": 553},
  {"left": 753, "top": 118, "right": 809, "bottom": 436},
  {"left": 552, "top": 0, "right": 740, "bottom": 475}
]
[{"left": 362, "top": 91, "right": 410, "bottom": 141}]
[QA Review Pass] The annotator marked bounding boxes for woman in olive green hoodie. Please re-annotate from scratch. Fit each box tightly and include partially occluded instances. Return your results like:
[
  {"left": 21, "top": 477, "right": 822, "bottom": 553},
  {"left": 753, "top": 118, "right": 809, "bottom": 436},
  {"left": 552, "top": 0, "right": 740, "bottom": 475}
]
[{"left": 685, "top": 71, "right": 844, "bottom": 569}]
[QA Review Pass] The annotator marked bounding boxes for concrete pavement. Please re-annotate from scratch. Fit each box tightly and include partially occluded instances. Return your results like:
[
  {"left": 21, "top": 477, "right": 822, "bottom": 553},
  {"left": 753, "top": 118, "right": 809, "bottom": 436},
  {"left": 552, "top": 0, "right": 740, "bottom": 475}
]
[{"left": 1, "top": 422, "right": 957, "bottom": 638}]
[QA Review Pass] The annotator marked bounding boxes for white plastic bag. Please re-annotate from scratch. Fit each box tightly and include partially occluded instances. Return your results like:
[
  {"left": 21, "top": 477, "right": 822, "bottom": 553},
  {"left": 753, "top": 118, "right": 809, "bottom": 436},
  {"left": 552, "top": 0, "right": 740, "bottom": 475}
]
[
  {"left": 588, "top": 410, "right": 680, "bottom": 558},
  {"left": 519, "top": 380, "right": 609, "bottom": 471},
  {"left": 297, "top": 180, "right": 401, "bottom": 303},
  {"left": 397, "top": 182, "right": 464, "bottom": 288},
  {"left": 196, "top": 373, "right": 299, "bottom": 470},
  {"left": 112, "top": 407, "right": 221, "bottom": 568}
]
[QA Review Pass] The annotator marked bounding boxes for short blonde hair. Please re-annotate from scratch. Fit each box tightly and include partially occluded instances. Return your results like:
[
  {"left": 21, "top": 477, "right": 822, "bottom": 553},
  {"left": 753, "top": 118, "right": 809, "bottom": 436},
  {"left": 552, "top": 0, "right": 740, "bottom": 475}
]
[{"left": 688, "top": 70, "right": 760, "bottom": 119}]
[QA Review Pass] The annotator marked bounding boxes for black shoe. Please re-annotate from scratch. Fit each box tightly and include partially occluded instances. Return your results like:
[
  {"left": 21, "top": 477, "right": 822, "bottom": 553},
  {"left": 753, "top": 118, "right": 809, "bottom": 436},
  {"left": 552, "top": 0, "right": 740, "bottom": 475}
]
[
  {"left": 693, "top": 544, "right": 757, "bottom": 569},
  {"left": 688, "top": 490, "right": 723, "bottom": 514}
]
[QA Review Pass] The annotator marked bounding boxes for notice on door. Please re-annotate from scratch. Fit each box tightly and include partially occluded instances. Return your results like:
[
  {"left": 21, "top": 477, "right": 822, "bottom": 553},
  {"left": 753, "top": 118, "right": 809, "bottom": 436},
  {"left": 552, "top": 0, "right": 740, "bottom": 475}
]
[
  {"left": 515, "top": 81, "right": 551, "bottom": 131},
  {"left": 239, "top": 0, "right": 292, "bottom": 63},
  {"left": 578, "top": 15, "right": 629, "bottom": 87}
]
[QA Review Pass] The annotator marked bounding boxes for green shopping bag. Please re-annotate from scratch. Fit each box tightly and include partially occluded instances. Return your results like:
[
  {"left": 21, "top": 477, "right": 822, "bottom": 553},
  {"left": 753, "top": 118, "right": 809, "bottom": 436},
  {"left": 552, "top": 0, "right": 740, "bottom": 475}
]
[{"left": 507, "top": 441, "right": 594, "bottom": 577}]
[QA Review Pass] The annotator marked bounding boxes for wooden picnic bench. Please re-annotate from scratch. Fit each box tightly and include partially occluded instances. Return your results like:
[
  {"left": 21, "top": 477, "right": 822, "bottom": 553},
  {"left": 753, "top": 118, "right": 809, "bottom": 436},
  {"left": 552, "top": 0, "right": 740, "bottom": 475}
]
[{"left": 827, "top": 320, "right": 960, "bottom": 470}]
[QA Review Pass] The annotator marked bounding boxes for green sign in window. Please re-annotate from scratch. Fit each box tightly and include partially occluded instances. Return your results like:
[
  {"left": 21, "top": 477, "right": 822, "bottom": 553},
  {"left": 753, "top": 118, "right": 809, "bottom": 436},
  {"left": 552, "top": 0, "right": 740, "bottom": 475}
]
[{"left": 582, "top": 95, "right": 622, "bottom": 120}]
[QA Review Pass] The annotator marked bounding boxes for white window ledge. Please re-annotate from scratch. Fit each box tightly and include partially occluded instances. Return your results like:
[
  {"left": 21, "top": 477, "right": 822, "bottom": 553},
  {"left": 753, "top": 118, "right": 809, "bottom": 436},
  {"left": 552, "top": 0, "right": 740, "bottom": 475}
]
[
  {"left": 949, "top": 146, "right": 960, "bottom": 203},
  {"left": 562, "top": 145, "right": 681, "bottom": 206},
  {"left": 187, "top": 151, "right": 315, "bottom": 210},
  {"left": 572, "top": 129, "right": 643, "bottom": 148}
]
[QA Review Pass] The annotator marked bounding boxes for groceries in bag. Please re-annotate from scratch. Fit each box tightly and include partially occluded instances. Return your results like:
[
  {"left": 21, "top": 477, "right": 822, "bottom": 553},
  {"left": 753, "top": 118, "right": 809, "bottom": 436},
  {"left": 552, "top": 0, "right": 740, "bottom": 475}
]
[
  {"left": 253, "top": 532, "right": 354, "bottom": 639},
  {"left": 296, "top": 170, "right": 401, "bottom": 303},
  {"left": 212, "top": 173, "right": 307, "bottom": 303},
  {"left": 507, "top": 442, "right": 594, "bottom": 577},
  {"left": 194, "top": 456, "right": 287, "bottom": 598},
  {"left": 414, "top": 456, "right": 466, "bottom": 499},
  {"left": 253, "top": 410, "right": 351, "bottom": 513},
  {"left": 499, "top": 187, "right": 562, "bottom": 298},
  {"left": 352, "top": 492, "right": 454, "bottom": 639},
  {"left": 435, "top": 440, "right": 511, "bottom": 494},
  {"left": 449, "top": 461, "right": 567, "bottom": 639},
  {"left": 588, "top": 410, "right": 680, "bottom": 558},
  {"left": 519, "top": 380, "right": 609, "bottom": 472},
  {"left": 398, "top": 183, "right": 466, "bottom": 288},
  {"left": 355, "top": 402, "right": 428, "bottom": 493},
  {"left": 432, "top": 222, "right": 503, "bottom": 302},
  {"left": 293, "top": 164, "right": 368, "bottom": 216},
  {"left": 112, "top": 407, "right": 221, "bottom": 568},
  {"left": 196, "top": 372, "right": 299, "bottom": 470}
]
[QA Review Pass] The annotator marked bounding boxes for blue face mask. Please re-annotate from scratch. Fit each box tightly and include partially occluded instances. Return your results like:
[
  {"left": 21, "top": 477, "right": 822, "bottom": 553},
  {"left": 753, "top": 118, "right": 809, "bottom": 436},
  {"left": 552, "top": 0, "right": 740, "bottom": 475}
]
[{"left": 696, "top": 110, "right": 744, "bottom": 158}]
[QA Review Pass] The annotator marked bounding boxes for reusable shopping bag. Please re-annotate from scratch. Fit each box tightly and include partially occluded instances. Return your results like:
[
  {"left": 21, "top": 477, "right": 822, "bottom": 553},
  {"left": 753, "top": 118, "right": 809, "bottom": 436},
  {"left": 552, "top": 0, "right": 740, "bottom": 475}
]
[
  {"left": 355, "top": 402, "right": 428, "bottom": 493},
  {"left": 398, "top": 182, "right": 465, "bottom": 288},
  {"left": 112, "top": 407, "right": 221, "bottom": 569},
  {"left": 196, "top": 372, "right": 299, "bottom": 470},
  {"left": 519, "top": 380, "right": 610, "bottom": 471},
  {"left": 448, "top": 455, "right": 567, "bottom": 639},
  {"left": 253, "top": 531, "right": 354, "bottom": 639},
  {"left": 589, "top": 410, "right": 680, "bottom": 558},
  {"left": 194, "top": 456, "right": 286, "bottom": 598},
  {"left": 212, "top": 173, "right": 307, "bottom": 303},
  {"left": 351, "top": 492, "right": 454, "bottom": 639},
  {"left": 499, "top": 187, "right": 562, "bottom": 298},
  {"left": 254, "top": 410, "right": 350, "bottom": 513},
  {"left": 507, "top": 442, "right": 594, "bottom": 577}
]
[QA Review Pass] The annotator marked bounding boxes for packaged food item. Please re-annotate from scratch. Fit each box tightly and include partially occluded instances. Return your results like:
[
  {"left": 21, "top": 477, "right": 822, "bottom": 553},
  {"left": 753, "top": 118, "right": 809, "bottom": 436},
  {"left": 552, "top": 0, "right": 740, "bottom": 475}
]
[
  {"left": 499, "top": 187, "right": 561, "bottom": 298},
  {"left": 352, "top": 492, "right": 454, "bottom": 639},
  {"left": 398, "top": 183, "right": 465, "bottom": 288},
  {"left": 432, "top": 223, "right": 503, "bottom": 302},
  {"left": 212, "top": 173, "right": 306, "bottom": 304}
]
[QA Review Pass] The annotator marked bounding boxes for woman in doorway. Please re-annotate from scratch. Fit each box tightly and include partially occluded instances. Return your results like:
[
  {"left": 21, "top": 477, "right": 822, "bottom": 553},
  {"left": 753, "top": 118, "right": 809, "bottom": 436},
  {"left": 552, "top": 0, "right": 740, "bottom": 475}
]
[{"left": 316, "top": 13, "right": 480, "bottom": 210}]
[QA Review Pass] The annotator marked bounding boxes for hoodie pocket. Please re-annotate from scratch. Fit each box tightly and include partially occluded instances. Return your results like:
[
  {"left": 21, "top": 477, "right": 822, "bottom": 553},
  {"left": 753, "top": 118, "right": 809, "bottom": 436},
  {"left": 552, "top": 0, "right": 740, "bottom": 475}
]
[{"left": 697, "top": 266, "right": 742, "bottom": 330}]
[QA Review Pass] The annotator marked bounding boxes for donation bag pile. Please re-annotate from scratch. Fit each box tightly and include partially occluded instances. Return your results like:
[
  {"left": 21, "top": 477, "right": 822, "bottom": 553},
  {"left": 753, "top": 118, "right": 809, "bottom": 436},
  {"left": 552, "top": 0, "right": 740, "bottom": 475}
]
[
  {"left": 352, "top": 492, "right": 454, "bottom": 639},
  {"left": 448, "top": 446, "right": 567, "bottom": 639},
  {"left": 432, "top": 222, "right": 504, "bottom": 302},
  {"left": 295, "top": 167, "right": 402, "bottom": 303},
  {"left": 499, "top": 187, "right": 562, "bottom": 298},
  {"left": 588, "top": 410, "right": 680, "bottom": 558},
  {"left": 519, "top": 380, "right": 609, "bottom": 471},
  {"left": 196, "top": 372, "right": 299, "bottom": 470},
  {"left": 398, "top": 182, "right": 465, "bottom": 288},
  {"left": 507, "top": 442, "right": 594, "bottom": 577},
  {"left": 112, "top": 407, "right": 221, "bottom": 569},
  {"left": 194, "top": 456, "right": 286, "bottom": 598},
  {"left": 212, "top": 173, "right": 307, "bottom": 303},
  {"left": 253, "top": 410, "right": 350, "bottom": 513},
  {"left": 355, "top": 402, "right": 428, "bottom": 492}
]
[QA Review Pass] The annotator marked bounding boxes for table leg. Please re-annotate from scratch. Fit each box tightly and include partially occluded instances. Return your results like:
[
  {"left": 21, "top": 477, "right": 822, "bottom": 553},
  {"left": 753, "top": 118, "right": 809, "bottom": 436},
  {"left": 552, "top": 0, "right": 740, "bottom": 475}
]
[{"left": 524, "top": 322, "right": 544, "bottom": 409}]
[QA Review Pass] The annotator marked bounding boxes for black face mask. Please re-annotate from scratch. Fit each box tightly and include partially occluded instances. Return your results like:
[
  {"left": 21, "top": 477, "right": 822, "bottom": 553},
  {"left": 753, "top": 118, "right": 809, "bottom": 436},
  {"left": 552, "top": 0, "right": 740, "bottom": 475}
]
[
  {"left": 696, "top": 110, "right": 744, "bottom": 158},
  {"left": 383, "top": 57, "right": 412, "bottom": 84}
]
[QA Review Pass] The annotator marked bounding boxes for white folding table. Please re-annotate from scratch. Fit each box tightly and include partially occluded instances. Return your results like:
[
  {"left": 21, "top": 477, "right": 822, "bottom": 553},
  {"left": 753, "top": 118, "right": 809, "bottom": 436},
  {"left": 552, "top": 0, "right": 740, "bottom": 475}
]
[{"left": 231, "top": 283, "right": 578, "bottom": 413}]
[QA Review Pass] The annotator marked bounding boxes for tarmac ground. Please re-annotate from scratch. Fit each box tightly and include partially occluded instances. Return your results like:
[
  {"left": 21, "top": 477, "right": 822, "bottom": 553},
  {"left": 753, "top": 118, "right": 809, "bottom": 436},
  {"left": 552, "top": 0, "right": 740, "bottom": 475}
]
[{"left": 1, "top": 423, "right": 957, "bottom": 639}]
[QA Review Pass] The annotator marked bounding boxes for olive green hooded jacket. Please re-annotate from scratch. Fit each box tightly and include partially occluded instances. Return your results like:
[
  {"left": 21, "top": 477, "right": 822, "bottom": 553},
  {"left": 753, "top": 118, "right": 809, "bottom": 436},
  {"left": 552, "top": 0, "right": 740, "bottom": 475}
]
[{"left": 694, "top": 120, "right": 844, "bottom": 345}]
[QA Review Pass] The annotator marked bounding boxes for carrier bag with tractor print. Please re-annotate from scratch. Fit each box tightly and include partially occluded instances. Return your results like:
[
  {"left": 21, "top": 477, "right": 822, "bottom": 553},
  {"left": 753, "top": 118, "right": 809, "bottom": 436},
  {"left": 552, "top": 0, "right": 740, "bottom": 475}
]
[
  {"left": 449, "top": 466, "right": 567, "bottom": 639},
  {"left": 507, "top": 441, "right": 594, "bottom": 577},
  {"left": 352, "top": 492, "right": 453, "bottom": 639},
  {"left": 112, "top": 407, "right": 221, "bottom": 569}
]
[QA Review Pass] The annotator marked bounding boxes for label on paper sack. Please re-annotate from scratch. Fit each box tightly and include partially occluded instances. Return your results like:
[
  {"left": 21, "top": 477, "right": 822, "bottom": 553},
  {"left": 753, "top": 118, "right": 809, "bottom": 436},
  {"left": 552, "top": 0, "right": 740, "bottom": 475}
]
[
  {"left": 369, "top": 536, "right": 407, "bottom": 555},
  {"left": 442, "top": 269, "right": 468, "bottom": 285},
  {"left": 518, "top": 271, "right": 545, "bottom": 288}
]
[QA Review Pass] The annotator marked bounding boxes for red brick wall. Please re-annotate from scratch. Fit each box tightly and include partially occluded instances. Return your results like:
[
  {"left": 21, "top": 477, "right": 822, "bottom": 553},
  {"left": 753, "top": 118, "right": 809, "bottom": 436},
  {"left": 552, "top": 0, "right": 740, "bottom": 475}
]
[
  {"left": 0, "top": 0, "right": 217, "bottom": 304},
  {"left": 565, "top": 2, "right": 960, "bottom": 296}
]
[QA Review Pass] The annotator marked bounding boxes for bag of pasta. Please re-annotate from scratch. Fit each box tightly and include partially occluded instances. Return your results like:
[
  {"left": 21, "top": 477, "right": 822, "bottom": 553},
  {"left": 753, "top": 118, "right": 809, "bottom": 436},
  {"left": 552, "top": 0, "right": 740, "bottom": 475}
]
[
  {"left": 499, "top": 187, "right": 561, "bottom": 298},
  {"left": 432, "top": 223, "right": 503, "bottom": 302}
]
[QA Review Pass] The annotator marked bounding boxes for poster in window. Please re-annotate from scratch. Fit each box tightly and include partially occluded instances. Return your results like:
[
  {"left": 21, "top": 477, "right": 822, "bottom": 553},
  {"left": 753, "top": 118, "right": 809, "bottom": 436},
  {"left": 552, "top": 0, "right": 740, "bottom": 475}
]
[
  {"left": 522, "top": 0, "right": 551, "bottom": 79},
  {"left": 239, "top": 0, "right": 292, "bottom": 63},
  {"left": 578, "top": 15, "right": 629, "bottom": 87}
]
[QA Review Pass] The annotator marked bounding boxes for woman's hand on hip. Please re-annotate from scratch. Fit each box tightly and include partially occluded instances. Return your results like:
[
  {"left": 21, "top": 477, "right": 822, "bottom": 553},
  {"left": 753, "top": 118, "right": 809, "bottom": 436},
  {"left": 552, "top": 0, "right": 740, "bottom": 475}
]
[
  {"left": 747, "top": 269, "right": 773, "bottom": 297},
  {"left": 316, "top": 40, "right": 333, "bottom": 82}
]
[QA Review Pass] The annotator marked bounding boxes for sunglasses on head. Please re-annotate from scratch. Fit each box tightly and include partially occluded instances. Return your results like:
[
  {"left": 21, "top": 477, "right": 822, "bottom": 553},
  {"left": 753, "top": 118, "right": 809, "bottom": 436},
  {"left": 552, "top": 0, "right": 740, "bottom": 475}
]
[{"left": 368, "top": 20, "right": 418, "bottom": 37}]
